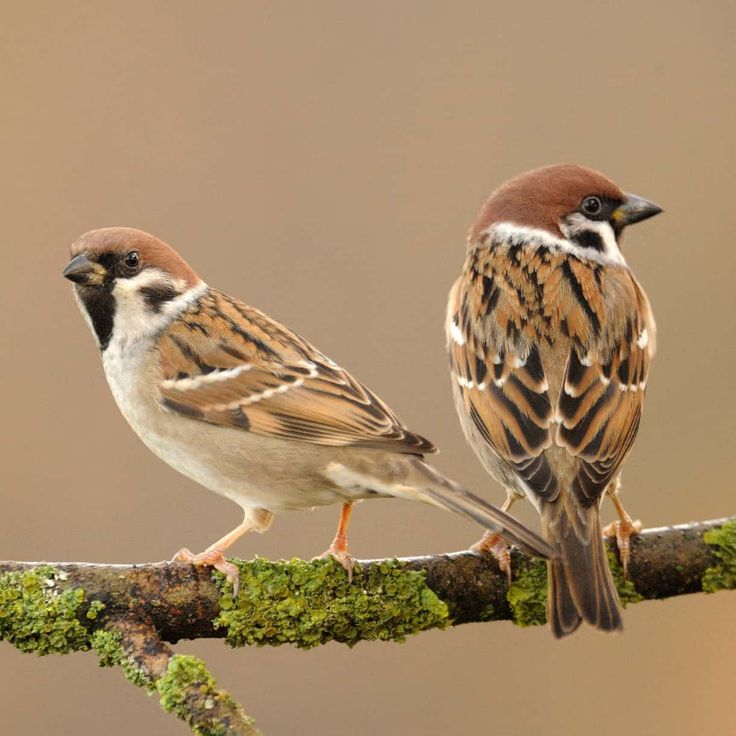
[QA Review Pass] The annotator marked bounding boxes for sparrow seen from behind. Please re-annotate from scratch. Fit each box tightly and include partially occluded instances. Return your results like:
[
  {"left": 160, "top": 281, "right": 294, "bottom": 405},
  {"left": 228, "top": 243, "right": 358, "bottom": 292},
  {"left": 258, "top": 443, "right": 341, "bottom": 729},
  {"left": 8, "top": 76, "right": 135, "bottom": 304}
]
[
  {"left": 63, "top": 227, "right": 554, "bottom": 592},
  {"left": 446, "top": 164, "right": 661, "bottom": 636}
]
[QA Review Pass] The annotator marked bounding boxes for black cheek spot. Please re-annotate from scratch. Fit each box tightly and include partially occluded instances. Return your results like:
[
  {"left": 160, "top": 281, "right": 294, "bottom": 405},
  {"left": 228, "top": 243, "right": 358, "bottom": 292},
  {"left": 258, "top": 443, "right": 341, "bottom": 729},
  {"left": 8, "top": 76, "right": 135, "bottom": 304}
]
[
  {"left": 572, "top": 230, "right": 605, "bottom": 252},
  {"left": 140, "top": 284, "right": 179, "bottom": 313}
]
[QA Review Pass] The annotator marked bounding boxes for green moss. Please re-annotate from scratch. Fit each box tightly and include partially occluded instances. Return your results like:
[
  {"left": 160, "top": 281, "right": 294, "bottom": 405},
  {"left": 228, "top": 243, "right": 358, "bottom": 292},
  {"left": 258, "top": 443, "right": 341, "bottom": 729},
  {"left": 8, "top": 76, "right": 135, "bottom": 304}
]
[
  {"left": 606, "top": 550, "right": 644, "bottom": 606},
  {"left": 91, "top": 629, "right": 155, "bottom": 690},
  {"left": 506, "top": 558, "right": 547, "bottom": 627},
  {"left": 156, "top": 655, "right": 254, "bottom": 736},
  {"left": 86, "top": 599, "right": 106, "bottom": 620},
  {"left": 0, "top": 566, "right": 102, "bottom": 655},
  {"left": 702, "top": 521, "right": 736, "bottom": 593},
  {"left": 506, "top": 548, "right": 644, "bottom": 626},
  {"left": 214, "top": 557, "right": 450, "bottom": 649},
  {"left": 91, "top": 629, "right": 123, "bottom": 668}
]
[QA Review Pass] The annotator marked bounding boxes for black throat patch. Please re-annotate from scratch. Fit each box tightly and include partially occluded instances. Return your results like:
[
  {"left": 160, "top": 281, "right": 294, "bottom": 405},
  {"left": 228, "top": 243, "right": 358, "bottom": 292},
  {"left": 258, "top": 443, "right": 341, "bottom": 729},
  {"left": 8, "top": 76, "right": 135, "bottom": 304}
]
[{"left": 75, "top": 284, "right": 116, "bottom": 351}]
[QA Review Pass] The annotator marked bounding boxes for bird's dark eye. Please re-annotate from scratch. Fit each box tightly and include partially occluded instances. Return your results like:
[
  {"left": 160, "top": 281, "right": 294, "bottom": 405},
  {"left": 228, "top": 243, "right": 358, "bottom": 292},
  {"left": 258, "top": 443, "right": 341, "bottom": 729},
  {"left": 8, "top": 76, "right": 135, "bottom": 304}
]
[
  {"left": 123, "top": 250, "right": 140, "bottom": 270},
  {"left": 581, "top": 196, "right": 603, "bottom": 217}
]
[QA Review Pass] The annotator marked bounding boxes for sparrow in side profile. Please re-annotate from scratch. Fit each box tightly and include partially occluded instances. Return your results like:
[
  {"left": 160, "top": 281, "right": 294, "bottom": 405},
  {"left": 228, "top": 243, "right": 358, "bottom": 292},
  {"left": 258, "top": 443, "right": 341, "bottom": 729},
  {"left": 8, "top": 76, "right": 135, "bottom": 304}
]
[
  {"left": 63, "top": 227, "right": 553, "bottom": 591},
  {"left": 446, "top": 164, "right": 660, "bottom": 636}
]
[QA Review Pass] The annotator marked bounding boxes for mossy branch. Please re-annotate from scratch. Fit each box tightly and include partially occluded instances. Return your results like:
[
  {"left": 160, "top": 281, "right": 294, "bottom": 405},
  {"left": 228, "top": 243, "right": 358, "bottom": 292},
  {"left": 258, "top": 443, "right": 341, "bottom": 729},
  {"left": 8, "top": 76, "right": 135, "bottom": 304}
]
[
  {"left": 93, "top": 617, "right": 260, "bottom": 735},
  {"left": 0, "top": 516, "right": 734, "bottom": 734}
]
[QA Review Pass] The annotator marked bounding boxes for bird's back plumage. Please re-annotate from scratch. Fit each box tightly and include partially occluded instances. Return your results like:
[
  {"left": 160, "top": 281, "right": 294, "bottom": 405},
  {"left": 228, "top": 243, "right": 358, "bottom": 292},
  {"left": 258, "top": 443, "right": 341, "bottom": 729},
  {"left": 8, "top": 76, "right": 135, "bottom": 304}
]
[{"left": 448, "top": 187, "right": 657, "bottom": 636}]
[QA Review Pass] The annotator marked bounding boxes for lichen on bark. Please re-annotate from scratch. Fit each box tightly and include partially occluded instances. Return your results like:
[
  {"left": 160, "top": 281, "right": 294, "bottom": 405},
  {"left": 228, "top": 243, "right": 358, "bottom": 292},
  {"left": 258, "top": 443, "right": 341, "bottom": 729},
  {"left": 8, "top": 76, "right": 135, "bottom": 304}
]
[
  {"left": 702, "top": 520, "right": 736, "bottom": 593},
  {"left": 606, "top": 549, "right": 644, "bottom": 605},
  {"left": 506, "top": 558, "right": 547, "bottom": 627},
  {"left": 214, "top": 557, "right": 450, "bottom": 648},
  {"left": 156, "top": 654, "right": 259, "bottom": 736},
  {"left": 0, "top": 565, "right": 102, "bottom": 655},
  {"left": 0, "top": 515, "right": 732, "bottom": 734},
  {"left": 91, "top": 629, "right": 155, "bottom": 690},
  {"left": 505, "top": 549, "right": 644, "bottom": 628}
]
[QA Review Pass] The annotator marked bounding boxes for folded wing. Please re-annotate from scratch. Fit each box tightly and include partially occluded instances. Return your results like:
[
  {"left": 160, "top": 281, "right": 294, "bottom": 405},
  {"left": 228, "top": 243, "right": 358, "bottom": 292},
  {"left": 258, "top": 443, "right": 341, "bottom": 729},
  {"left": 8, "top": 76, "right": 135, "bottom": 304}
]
[{"left": 157, "top": 289, "right": 436, "bottom": 455}]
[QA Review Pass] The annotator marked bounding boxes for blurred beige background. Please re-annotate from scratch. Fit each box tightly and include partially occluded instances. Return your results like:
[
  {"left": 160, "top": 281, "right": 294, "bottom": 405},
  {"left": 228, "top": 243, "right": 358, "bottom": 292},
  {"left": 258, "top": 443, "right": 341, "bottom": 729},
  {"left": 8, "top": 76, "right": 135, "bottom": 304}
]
[{"left": 1, "top": 2, "right": 734, "bottom": 734}]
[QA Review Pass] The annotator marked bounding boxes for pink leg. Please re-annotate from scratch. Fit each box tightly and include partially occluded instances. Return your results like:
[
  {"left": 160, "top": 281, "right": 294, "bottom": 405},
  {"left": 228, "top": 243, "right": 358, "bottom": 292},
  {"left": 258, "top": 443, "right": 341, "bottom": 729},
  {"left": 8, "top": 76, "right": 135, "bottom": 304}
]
[
  {"left": 470, "top": 491, "right": 520, "bottom": 582},
  {"left": 173, "top": 509, "right": 273, "bottom": 597},
  {"left": 602, "top": 481, "right": 642, "bottom": 579},
  {"left": 316, "top": 502, "right": 357, "bottom": 581}
]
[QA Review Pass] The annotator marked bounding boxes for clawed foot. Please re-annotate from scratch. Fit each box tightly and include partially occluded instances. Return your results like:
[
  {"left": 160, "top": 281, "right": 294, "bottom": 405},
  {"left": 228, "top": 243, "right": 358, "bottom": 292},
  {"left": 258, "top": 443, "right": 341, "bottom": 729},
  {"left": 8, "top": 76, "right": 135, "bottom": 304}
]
[
  {"left": 602, "top": 517, "right": 642, "bottom": 579},
  {"left": 172, "top": 546, "right": 241, "bottom": 597},
  {"left": 471, "top": 531, "right": 512, "bottom": 583},
  {"left": 314, "top": 545, "right": 358, "bottom": 582}
]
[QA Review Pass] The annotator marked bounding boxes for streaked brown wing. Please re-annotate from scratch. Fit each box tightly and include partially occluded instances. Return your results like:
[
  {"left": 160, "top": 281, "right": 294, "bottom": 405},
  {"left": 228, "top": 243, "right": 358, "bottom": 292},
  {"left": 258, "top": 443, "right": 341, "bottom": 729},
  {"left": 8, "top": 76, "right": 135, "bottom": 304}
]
[
  {"left": 447, "top": 279, "right": 557, "bottom": 499},
  {"left": 157, "top": 289, "right": 435, "bottom": 455},
  {"left": 557, "top": 320, "right": 652, "bottom": 506}
]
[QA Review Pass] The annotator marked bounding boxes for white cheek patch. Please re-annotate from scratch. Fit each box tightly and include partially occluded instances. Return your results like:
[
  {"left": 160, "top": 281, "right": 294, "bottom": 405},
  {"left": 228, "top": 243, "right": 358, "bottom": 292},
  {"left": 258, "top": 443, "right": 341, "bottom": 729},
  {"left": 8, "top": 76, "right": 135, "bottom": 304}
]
[
  {"left": 559, "top": 214, "right": 627, "bottom": 267},
  {"left": 488, "top": 221, "right": 627, "bottom": 268},
  {"left": 109, "top": 275, "right": 207, "bottom": 351}
]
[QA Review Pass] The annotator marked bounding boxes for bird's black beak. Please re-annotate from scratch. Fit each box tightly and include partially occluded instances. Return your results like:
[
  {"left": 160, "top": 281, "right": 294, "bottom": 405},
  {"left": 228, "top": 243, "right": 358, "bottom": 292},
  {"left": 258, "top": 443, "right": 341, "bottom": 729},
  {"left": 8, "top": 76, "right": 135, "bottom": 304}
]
[
  {"left": 614, "top": 193, "right": 663, "bottom": 227},
  {"left": 63, "top": 253, "right": 108, "bottom": 286}
]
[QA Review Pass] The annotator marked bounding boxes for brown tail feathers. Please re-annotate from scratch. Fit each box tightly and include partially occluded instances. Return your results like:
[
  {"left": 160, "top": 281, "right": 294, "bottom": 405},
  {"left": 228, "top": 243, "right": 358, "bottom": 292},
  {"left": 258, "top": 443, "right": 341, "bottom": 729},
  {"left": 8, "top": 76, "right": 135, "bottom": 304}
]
[
  {"left": 543, "top": 503, "right": 622, "bottom": 638},
  {"left": 402, "top": 459, "right": 556, "bottom": 560}
]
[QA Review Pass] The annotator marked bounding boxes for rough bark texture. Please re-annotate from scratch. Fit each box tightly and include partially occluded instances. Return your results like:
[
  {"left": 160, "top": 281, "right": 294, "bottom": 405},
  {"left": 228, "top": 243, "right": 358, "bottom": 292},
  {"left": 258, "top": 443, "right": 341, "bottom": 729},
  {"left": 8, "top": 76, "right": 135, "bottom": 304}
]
[
  {"left": 0, "top": 516, "right": 733, "bottom": 735},
  {"left": 1, "top": 517, "right": 729, "bottom": 636},
  {"left": 99, "top": 616, "right": 260, "bottom": 736}
]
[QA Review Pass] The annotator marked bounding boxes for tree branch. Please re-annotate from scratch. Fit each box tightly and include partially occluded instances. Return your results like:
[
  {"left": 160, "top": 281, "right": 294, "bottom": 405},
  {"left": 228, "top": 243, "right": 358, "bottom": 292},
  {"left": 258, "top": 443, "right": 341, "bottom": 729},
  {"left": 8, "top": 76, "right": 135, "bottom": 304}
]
[
  {"left": 0, "top": 515, "right": 734, "bottom": 734},
  {"left": 96, "top": 616, "right": 260, "bottom": 735}
]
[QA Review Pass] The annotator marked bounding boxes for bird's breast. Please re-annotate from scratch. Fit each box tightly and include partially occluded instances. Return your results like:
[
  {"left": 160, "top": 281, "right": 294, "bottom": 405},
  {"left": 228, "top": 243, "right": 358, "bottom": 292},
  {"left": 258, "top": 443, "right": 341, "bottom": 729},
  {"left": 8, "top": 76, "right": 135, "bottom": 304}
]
[{"left": 99, "top": 341, "right": 356, "bottom": 512}]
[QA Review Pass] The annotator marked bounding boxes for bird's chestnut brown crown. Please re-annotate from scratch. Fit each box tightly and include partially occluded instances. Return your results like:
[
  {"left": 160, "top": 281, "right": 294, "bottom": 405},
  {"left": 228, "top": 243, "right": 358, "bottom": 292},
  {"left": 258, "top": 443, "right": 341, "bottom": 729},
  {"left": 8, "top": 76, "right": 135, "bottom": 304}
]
[
  {"left": 63, "top": 227, "right": 199, "bottom": 288},
  {"left": 470, "top": 164, "right": 662, "bottom": 243}
]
